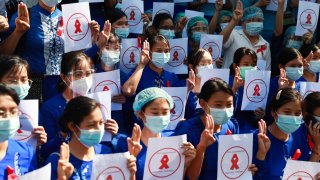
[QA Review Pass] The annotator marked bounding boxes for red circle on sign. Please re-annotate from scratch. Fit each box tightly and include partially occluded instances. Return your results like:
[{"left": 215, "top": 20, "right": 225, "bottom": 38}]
[
  {"left": 170, "top": 96, "right": 183, "bottom": 121},
  {"left": 121, "top": 46, "right": 140, "bottom": 70},
  {"left": 202, "top": 41, "right": 221, "bottom": 61},
  {"left": 94, "top": 80, "right": 120, "bottom": 94},
  {"left": 148, "top": 148, "right": 181, "bottom": 178},
  {"left": 167, "top": 46, "right": 186, "bottom": 67},
  {"left": 96, "top": 166, "right": 126, "bottom": 180},
  {"left": 66, "top": 13, "right": 90, "bottom": 41},
  {"left": 15, "top": 112, "right": 35, "bottom": 141},
  {"left": 245, "top": 79, "right": 268, "bottom": 103},
  {"left": 124, "top": 6, "right": 142, "bottom": 26},
  {"left": 299, "top": 9, "right": 317, "bottom": 31},
  {"left": 220, "top": 146, "right": 249, "bottom": 179},
  {"left": 286, "top": 171, "right": 313, "bottom": 180}
]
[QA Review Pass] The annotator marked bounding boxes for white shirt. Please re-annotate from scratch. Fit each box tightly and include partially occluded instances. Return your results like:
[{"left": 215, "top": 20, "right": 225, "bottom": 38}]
[{"left": 222, "top": 29, "right": 271, "bottom": 70}]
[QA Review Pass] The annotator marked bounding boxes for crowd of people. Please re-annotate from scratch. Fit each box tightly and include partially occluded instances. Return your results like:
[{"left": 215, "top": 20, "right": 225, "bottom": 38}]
[{"left": 0, "top": 0, "right": 320, "bottom": 179}]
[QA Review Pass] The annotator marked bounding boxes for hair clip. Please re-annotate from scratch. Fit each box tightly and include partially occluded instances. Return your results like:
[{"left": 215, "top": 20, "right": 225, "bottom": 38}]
[{"left": 276, "top": 90, "right": 282, "bottom": 100}]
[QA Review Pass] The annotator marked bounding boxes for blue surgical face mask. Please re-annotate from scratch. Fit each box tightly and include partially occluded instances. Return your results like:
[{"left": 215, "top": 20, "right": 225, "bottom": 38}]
[
  {"left": 286, "top": 40, "right": 303, "bottom": 50},
  {"left": 245, "top": 22, "right": 263, "bottom": 36},
  {"left": 115, "top": 2, "right": 122, "bottom": 9},
  {"left": 159, "top": 29, "right": 175, "bottom": 39},
  {"left": 115, "top": 28, "right": 129, "bottom": 39},
  {"left": 209, "top": 107, "right": 234, "bottom": 125},
  {"left": 151, "top": 52, "right": 170, "bottom": 69},
  {"left": 276, "top": 114, "right": 302, "bottom": 134},
  {"left": 313, "top": 115, "right": 320, "bottom": 122},
  {"left": 192, "top": 31, "right": 206, "bottom": 43},
  {"left": 101, "top": 50, "right": 120, "bottom": 67},
  {"left": 285, "top": 67, "right": 303, "bottom": 81},
  {"left": 76, "top": 125, "right": 104, "bottom": 147},
  {"left": 240, "top": 66, "right": 255, "bottom": 80},
  {"left": 145, "top": 114, "right": 170, "bottom": 134},
  {"left": 308, "top": 60, "right": 320, "bottom": 74},
  {"left": 196, "top": 64, "right": 213, "bottom": 78},
  {"left": 0, "top": 117, "right": 20, "bottom": 142},
  {"left": 41, "top": 0, "right": 61, "bottom": 7},
  {"left": 7, "top": 83, "right": 31, "bottom": 100},
  {"left": 220, "top": 23, "right": 229, "bottom": 30}
]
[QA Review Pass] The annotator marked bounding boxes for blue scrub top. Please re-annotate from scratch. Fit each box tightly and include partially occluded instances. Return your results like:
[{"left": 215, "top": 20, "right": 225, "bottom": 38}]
[
  {"left": 0, "top": 139, "right": 37, "bottom": 179},
  {"left": 173, "top": 113, "right": 239, "bottom": 180},
  {"left": 252, "top": 125, "right": 311, "bottom": 180},
  {"left": 45, "top": 144, "right": 112, "bottom": 180}
]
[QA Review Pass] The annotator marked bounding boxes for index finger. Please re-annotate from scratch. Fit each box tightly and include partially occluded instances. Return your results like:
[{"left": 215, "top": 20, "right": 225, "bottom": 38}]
[{"left": 235, "top": 66, "right": 240, "bottom": 77}]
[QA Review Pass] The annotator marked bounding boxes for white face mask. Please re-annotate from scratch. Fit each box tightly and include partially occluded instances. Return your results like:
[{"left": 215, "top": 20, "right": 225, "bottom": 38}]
[
  {"left": 313, "top": 115, "right": 320, "bottom": 122},
  {"left": 196, "top": 64, "right": 213, "bottom": 78},
  {"left": 41, "top": 0, "right": 61, "bottom": 7},
  {"left": 70, "top": 77, "right": 93, "bottom": 96},
  {"left": 101, "top": 50, "right": 120, "bottom": 67}
]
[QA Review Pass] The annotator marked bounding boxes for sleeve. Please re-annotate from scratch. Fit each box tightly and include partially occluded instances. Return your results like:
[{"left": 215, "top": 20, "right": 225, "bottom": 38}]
[
  {"left": 40, "top": 104, "right": 59, "bottom": 141},
  {"left": 45, "top": 153, "right": 60, "bottom": 180},
  {"left": 264, "top": 43, "right": 272, "bottom": 71},
  {"left": 40, "top": 134, "right": 65, "bottom": 160},
  {"left": 184, "top": 92, "right": 197, "bottom": 119},
  {"left": 83, "top": 44, "right": 99, "bottom": 59},
  {"left": 252, "top": 131, "right": 267, "bottom": 180},
  {"left": 229, "top": 118, "right": 239, "bottom": 134},
  {"left": 223, "top": 30, "right": 236, "bottom": 49}
]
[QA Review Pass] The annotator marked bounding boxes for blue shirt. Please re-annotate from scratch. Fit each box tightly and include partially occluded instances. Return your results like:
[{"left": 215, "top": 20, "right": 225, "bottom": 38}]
[
  {"left": 173, "top": 114, "right": 239, "bottom": 180},
  {"left": 45, "top": 144, "right": 112, "bottom": 180},
  {"left": 0, "top": 139, "right": 37, "bottom": 179},
  {"left": 252, "top": 126, "right": 310, "bottom": 180}
]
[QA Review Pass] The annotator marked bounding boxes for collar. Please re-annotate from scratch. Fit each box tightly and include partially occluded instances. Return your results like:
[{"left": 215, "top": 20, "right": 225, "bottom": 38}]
[
  {"left": 237, "top": 29, "right": 268, "bottom": 47},
  {"left": 35, "top": 3, "right": 59, "bottom": 16}
]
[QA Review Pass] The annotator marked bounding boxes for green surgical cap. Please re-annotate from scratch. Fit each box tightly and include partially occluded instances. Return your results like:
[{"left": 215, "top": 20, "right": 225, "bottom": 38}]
[
  {"left": 187, "top": 16, "right": 208, "bottom": 33},
  {"left": 242, "top": 6, "right": 264, "bottom": 22},
  {"left": 218, "top": 10, "right": 232, "bottom": 24},
  {"left": 133, "top": 87, "right": 174, "bottom": 112}
]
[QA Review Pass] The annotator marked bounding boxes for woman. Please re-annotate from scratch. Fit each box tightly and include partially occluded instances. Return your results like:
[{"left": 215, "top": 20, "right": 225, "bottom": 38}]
[
  {"left": 105, "top": 8, "right": 129, "bottom": 39},
  {"left": 45, "top": 96, "right": 137, "bottom": 179},
  {"left": 114, "top": 87, "right": 196, "bottom": 180},
  {"left": 253, "top": 89, "right": 320, "bottom": 179},
  {"left": 0, "top": 85, "right": 37, "bottom": 177},
  {"left": 40, "top": 51, "right": 118, "bottom": 159},
  {"left": 187, "top": 16, "right": 209, "bottom": 56},
  {"left": 299, "top": 44, "right": 320, "bottom": 82}
]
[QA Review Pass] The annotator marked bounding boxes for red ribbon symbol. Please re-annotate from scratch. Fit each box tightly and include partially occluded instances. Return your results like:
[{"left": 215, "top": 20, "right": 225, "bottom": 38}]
[
  {"left": 130, "top": 10, "right": 135, "bottom": 21},
  {"left": 292, "top": 149, "right": 301, "bottom": 160},
  {"left": 57, "top": 17, "right": 63, "bottom": 36},
  {"left": 7, "top": 166, "right": 17, "bottom": 180},
  {"left": 208, "top": 47, "right": 213, "bottom": 56},
  {"left": 103, "top": 86, "right": 109, "bottom": 91},
  {"left": 170, "top": 103, "right": 176, "bottom": 114},
  {"left": 297, "top": 178, "right": 302, "bottom": 180},
  {"left": 129, "top": 52, "right": 135, "bottom": 63},
  {"left": 173, "top": 51, "right": 179, "bottom": 61},
  {"left": 159, "top": 154, "right": 169, "bottom": 169},
  {"left": 226, "top": 129, "right": 232, "bottom": 135},
  {"left": 74, "top": 19, "right": 82, "bottom": 34},
  {"left": 230, "top": 153, "right": 239, "bottom": 170},
  {"left": 106, "top": 175, "right": 112, "bottom": 180},
  {"left": 306, "top": 14, "right": 312, "bottom": 25},
  {"left": 253, "top": 84, "right": 260, "bottom": 96},
  {"left": 257, "top": 45, "right": 267, "bottom": 56}
]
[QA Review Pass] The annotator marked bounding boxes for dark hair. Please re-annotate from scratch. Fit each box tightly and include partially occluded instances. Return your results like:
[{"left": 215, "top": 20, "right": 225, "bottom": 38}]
[
  {"left": 230, "top": 47, "right": 257, "bottom": 75},
  {"left": 277, "top": 48, "right": 302, "bottom": 66},
  {"left": 189, "top": 49, "right": 208, "bottom": 70},
  {"left": 299, "top": 44, "right": 320, "bottom": 58},
  {"left": 57, "top": 51, "right": 93, "bottom": 93},
  {"left": 59, "top": 96, "right": 101, "bottom": 133},
  {"left": 269, "top": 88, "right": 303, "bottom": 112},
  {"left": 152, "top": 13, "right": 173, "bottom": 30},
  {"left": 149, "top": 35, "right": 170, "bottom": 50},
  {"left": 198, "top": 79, "right": 234, "bottom": 102},
  {"left": 104, "top": 8, "right": 127, "bottom": 24},
  {"left": 0, "top": 55, "right": 30, "bottom": 81},
  {"left": 0, "top": 84, "right": 20, "bottom": 105},
  {"left": 303, "top": 92, "right": 320, "bottom": 125}
]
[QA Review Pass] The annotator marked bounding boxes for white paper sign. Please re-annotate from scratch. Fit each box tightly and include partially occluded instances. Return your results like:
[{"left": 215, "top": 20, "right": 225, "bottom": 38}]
[
  {"left": 282, "top": 160, "right": 320, "bottom": 180},
  {"left": 86, "top": 91, "right": 112, "bottom": 141},
  {"left": 164, "top": 38, "right": 188, "bottom": 74},
  {"left": 122, "top": 0, "right": 144, "bottom": 34},
  {"left": 299, "top": 82, "right": 320, "bottom": 98},
  {"left": 152, "top": 2, "right": 174, "bottom": 22},
  {"left": 200, "top": 34, "right": 223, "bottom": 61},
  {"left": 79, "top": 0, "right": 103, "bottom": 2},
  {"left": 301, "top": 0, "right": 316, "bottom": 2},
  {"left": 217, "top": 134, "right": 253, "bottom": 180},
  {"left": 266, "top": 0, "right": 288, "bottom": 11},
  {"left": 183, "top": 10, "right": 205, "bottom": 38},
  {"left": 62, "top": 2, "right": 92, "bottom": 53},
  {"left": 14, "top": 100, "right": 39, "bottom": 149},
  {"left": 92, "top": 152, "right": 131, "bottom": 180},
  {"left": 161, "top": 87, "right": 187, "bottom": 130},
  {"left": 174, "top": 0, "right": 192, "bottom": 2},
  {"left": 208, "top": 0, "right": 226, "bottom": 4},
  {"left": 295, "top": 1, "right": 320, "bottom": 36},
  {"left": 241, "top": 70, "right": 271, "bottom": 111},
  {"left": 143, "top": 135, "right": 186, "bottom": 180},
  {"left": 257, "top": 59, "right": 267, "bottom": 71},
  {"left": 91, "top": 70, "right": 122, "bottom": 111},
  {"left": 120, "top": 38, "right": 141, "bottom": 74},
  {"left": 18, "top": 163, "right": 51, "bottom": 180}
]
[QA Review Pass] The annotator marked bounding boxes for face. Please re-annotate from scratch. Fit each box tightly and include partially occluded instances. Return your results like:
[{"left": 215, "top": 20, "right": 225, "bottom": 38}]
[
  {"left": 138, "top": 98, "right": 170, "bottom": 123},
  {"left": 273, "top": 100, "right": 302, "bottom": 120},
  {"left": 61, "top": 59, "right": 94, "bottom": 86},
  {"left": 191, "top": 22, "right": 209, "bottom": 34},
  {"left": 158, "top": 18, "right": 174, "bottom": 32},
  {"left": 1, "top": 66, "right": 29, "bottom": 86},
  {"left": 99, "top": 37, "right": 121, "bottom": 55},
  {"left": 194, "top": 51, "right": 213, "bottom": 74},
  {"left": 201, "top": 91, "right": 233, "bottom": 113},
  {"left": 220, "top": 16, "right": 231, "bottom": 24},
  {"left": 243, "top": 17, "right": 263, "bottom": 26},
  {"left": 112, "top": 16, "right": 129, "bottom": 30},
  {"left": 280, "top": 57, "right": 303, "bottom": 69},
  {"left": 233, "top": 55, "right": 256, "bottom": 70},
  {"left": 0, "top": 95, "right": 19, "bottom": 119},
  {"left": 150, "top": 40, "right": 170, "bottom": 54}
]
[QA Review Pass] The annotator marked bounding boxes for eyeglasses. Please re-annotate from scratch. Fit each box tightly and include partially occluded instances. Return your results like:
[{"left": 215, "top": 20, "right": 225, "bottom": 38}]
[
  {"left": 68, "top": 69, "right": 95, "bottom": 79},
  {"left": 0, "top": 109, "right": 20, "bottom": 119}
]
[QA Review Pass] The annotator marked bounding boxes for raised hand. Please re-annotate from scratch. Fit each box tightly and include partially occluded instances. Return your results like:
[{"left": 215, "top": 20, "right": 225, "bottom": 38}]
[
  {"left": 215, "top": 57, "right": 223, "bottom": 68},
  {"left": 0, "top": 15, "right": 9, "bottom": 32},
  {"left": 58, "top": 143, "right": 74, "bottom": 180},
  {"left": 278, "top": 68, "right": 289, "bottom": 89},
  {"left": 127, "top": 123, "right": 142, "bottom": 157},
  {"left": 303, "top": 31, "right": 313, "bottom": 45},
  {"left": 248, "top": 164, "right": 258, "bottom": 176},
  {"left": 90, "top": 20, "right": 100, "bottom": 43},
  {"left": 232, "top": 66, "right": 244, "bottom": 93},
  {"left": 254, "top": 107, "right": 266, "bottom": 120},
  {"left": 187, "top": 69, "right": 195, "bottom": 91},
  {"left": 198, "top": 114, "right": 216, "bottom": 149},
  {"left": 104, "top": 119, "right": 119, "bottom": 136},
  {"left": 96, "top": 20, "right": 111, "bottom": 49},
  {"left": 175, "top": 16, "right": 188, "bottom": 34},
  {"left": 308, "top": 121, "right": 320, "bottom": 152},
  {"left": 15, "top": 2, "right": 30, "bottom": 34},
  {"left": 181, "top": 142, "right": 196, "bottom": 168},
  {"left": 256, "top": 119, "right": 271, "bottom": 160},
  {"left": 215, "top": 0, "right": 223, "bottom": 11},
  {"left": 303, "top": 51, "right": 313, "bottom": 69},
  {"left": 140, "top": 40, "right": 150, "bottom": 66},
  {"left": 232, "top": 0, "right": 243, "bottom": 22}
]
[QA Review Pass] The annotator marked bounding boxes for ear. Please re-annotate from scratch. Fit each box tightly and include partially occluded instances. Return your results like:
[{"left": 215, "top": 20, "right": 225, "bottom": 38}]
[
  {"left": 67, "top": 122, "right": 78, "bottom": 134},
  {"left": 199, "top": 99, "right": 209, "bottom": 113},
  {"left": 137, "top": 111, "right": 146, "bottom": 123},
  {"left": 271, "top": 110, "right": 278, "bottom": 121}
]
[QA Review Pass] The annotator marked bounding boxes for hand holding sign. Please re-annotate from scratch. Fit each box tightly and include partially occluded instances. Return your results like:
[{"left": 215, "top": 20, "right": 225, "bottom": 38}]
[
  {"left": 198, "top": 114, "right": 216, "bottom": 149},
  {"left": 127, "top": 155, "right": 137, "bottom": 178},
  {"left": 111, "top": 94, "right": 126, "bottom": 104},
  {"left": 181, "top": 142, "right": 196, "bottom": 169},
  {"left": 96, "top": 20, "right": 111, "bottom": 49},
  {"left": 32, "top": 126, "right": 47, "bottom": 147},
  {"left": 58, "top": 143, "right": 74, "bottom": 180},
  {"left": 256, "top": 120, "right": 270, "bottom": 160},
  {"left": 140, "top": 40, "right": 150, "bottom": 66},
  {"left": 127, "top": 123, "right": 142, "bottom": 157},
  {"left": 104, "top": 119, "right": 119, "bottom": 136}
]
